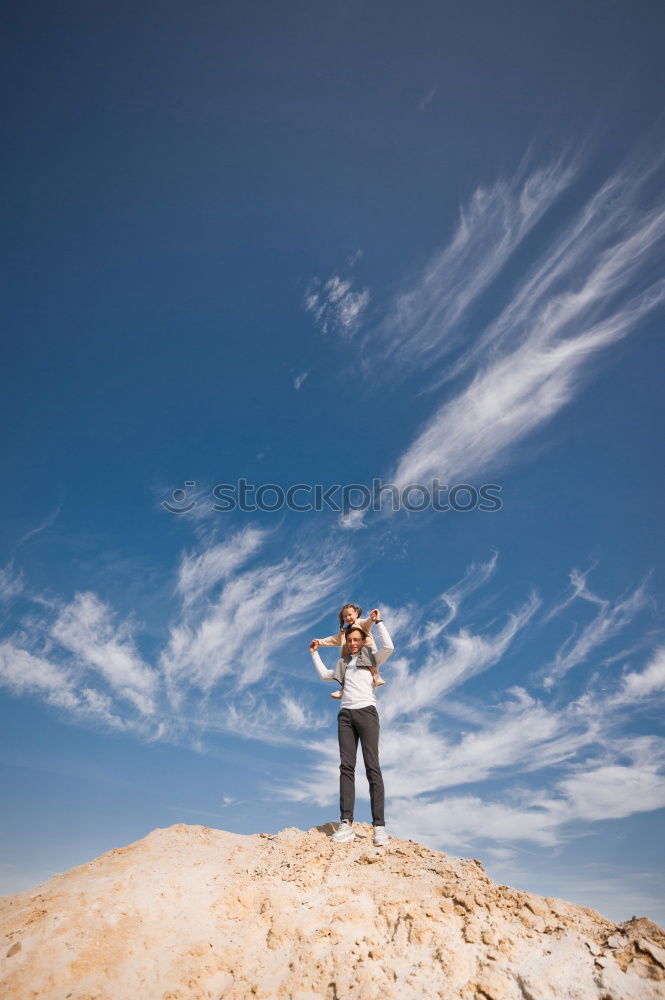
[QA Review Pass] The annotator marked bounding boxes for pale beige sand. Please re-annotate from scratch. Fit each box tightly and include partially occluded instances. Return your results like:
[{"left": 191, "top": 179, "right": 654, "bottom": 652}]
[{"left": 1, "top": 823, "right": 664, "bottom": 999}]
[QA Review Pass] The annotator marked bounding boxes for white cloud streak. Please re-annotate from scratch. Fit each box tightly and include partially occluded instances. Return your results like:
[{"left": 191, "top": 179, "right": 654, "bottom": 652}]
[
  {"left": 373, "top": 157, "right": 577, "bottom": 374},
  {"left": 176, "top": 526, "right": 267, "bottom": 609},
  {"left": 418, "top": 85, "right": 437, "bottom": 111},
  {"left": 0, "top": 525, "right": 352, "bottom": 753},
  {"left": 554, "top": 737, "right": 665, "bottom": 824},
  {"left": 542, "top": 580, "right": 649, "bottom": 688},
  {"left": 609, "top": 646, "right": 665, "bottom": 706},
  {"left": 0, "top": 562, "right": 23, "bottom": 603},
  {"left": 412, "top": 551, "right": 499, "bottom": 647},
  {"left": 392, "top": 283, "right": 664, "bottom": 491},
  {"left": 0, "top": 640, "right": 129, "bottom": 729},
  {"left": 0, "top": 641, "right": 74, "bottom": 705},
  {"left": 161, "top": 529, "right": 348, "bottom": 700},
  {"left": 379, "top": 688, "right": 599, "bottom": 801},
  {"left": 542, "top": 565, "right": 606, "bottom": 623},
  {"left": 14, "top": 500, "right": 63, "bottom": 549},
  {"left": 390, "top": 742, "right": 665, "bottom": 852},
  {"left": 217, "top": 691, "right": 328, "bottom": 747},
  {"left": 386, "top": 161, "right": 665, "bottom": 491},
  {"left": 380, "top": 591, "right": 540, "bottom": 723},
  {"left": 51, "top": 592, "right": 158, "bottom": 715},
  {"left": 380, "top": 552, "right": 499, "bottom": 651},
  {"left": 305, "top": 273, "right": 370, "bottom": 338}
]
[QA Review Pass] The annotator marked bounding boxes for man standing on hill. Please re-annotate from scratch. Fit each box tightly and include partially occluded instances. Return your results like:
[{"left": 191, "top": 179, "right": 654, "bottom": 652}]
[{"left": 309, "top": 609, "right": 394, "bottom": 846}]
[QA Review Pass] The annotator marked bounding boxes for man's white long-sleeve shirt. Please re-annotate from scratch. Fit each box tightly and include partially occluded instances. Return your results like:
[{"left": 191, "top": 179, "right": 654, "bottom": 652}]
[{"left": 311, "top": 620, "right": 394, "bottom": 710}]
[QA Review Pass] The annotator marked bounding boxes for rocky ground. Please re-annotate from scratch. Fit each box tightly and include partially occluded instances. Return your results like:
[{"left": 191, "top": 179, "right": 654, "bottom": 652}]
[{"left": 1, "top": 822, "right": 664, "bottom": 999}]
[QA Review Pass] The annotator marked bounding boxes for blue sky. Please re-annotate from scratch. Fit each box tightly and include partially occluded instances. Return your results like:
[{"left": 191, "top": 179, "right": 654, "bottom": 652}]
[{"left": 2, "top": 0, "right": 665, "bottom": 925}]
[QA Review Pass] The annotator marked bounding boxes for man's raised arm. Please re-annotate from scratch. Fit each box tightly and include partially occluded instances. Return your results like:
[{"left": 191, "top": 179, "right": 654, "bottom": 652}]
[
  {"left": 369, "top": 610, "right": 394, "bottom": 668},
  {"left": 309, "top": 639, "right": 335, "bottom": 681}
]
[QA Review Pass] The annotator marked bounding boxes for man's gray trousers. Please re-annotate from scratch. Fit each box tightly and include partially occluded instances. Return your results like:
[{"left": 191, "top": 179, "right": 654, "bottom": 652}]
[{"left": 337, "top": 705, "right": 385, "bottom": 826}]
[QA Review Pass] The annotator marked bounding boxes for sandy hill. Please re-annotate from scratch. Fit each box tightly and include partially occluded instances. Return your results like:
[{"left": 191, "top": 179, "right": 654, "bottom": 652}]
[{"left": 1, "top": 823, "right": 664, "bottom": 1000}]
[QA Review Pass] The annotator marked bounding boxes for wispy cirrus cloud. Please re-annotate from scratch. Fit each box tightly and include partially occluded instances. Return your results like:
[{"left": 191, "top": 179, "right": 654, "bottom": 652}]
[
  {"left": 389, "top": 792, "right": 565, "bottom": 848},
  {"left": 541, "top": 578, "right": 650, "bottom": 688},
  {"left": 161, "top": 528, "right": 348, "bottom": 700},
  {"left": 379, "top": 688, "right": 599, "bottom": 800},
  {"left": 542, "top": 565, "right": 606, "bottom": 622},
  {"left": 216, "top": 690, "right": 329, "bottom": 747},
  {"left": 389, "top": 736, "right": 665, "bottom": 850},
  {"left": 418, "top": 85, "right": 437, "bottom": 111},
  {"left": 380, "top": 590, "right": 540, "bottom": 723},
  {"left": 554, "top": 735, "right": 665, "bottom": 824},
  {"left": 0, "top": 640, "right": 132, "bottom": 730},
  {"left": 379, "top": 552, "right": 499, "bottom": 649},
  {"left": 391, "top": 284, "right": 664, "bottom": 491},
  {"left": 371, "top": 156, "right": 578, "bottom": 375},
  {"left": 0, "top": 641, "right": 77, "bottom": 710},
  {"left": 304, "top": 272, "right": 370, "bottom": 338},
  {"left": 413, "top": 551, "right": 499, "bottom": 647},
  {"left": 176, "top": 526, "right": 267, "bottom": 608},
  {"left": 383, "top": 158, "right": 665, "bottom": 492},
  {"left": 51, "top": 592, "right": 158, "bottom": 715},
  {"left": 0, "top": 562, "right": 23, "bottom": 603},
  {"left": 608, "top": 645, "right": 665, "bottom": 707},
  {"left": 438, "top": 167, "right": 661, "bottom": 385},
  {"left": 0, "top": 524, "right": 352, "bottom": 751},
  {"left": 14, "top": 499, "right": 63, "bottom": 549}
]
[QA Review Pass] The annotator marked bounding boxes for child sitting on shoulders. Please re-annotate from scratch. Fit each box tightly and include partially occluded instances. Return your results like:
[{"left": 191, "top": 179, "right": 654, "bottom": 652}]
[{"left": 316, "top": 602, "right": 386, "bottom": 700}]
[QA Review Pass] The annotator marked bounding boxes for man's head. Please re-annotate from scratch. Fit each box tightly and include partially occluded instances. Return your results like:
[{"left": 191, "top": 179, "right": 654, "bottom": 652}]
[{"left": 345, "top": 625, "right": 368, "bottom": 654}]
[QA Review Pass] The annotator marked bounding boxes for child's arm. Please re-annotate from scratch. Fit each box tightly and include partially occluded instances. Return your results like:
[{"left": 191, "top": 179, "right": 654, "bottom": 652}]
[
  {"left": 309, "top": 639, "right": 335, "bottom": 681},
  {"left": 358, "top": 615, "right": 374, "bottom": 633},
  {"left": 317, "top": 632, "right": 343, "bottom": 646}
]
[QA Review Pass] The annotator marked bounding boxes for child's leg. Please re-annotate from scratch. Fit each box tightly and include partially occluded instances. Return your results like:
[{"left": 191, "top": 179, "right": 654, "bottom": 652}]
[{"left": 370, "top": 665, "right": 386, "bottom": 687}]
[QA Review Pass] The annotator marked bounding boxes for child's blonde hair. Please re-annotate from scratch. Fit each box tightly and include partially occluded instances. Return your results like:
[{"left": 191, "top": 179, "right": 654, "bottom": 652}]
[{"left": 338, "top": 603, "right": 362, "bottom": 629}]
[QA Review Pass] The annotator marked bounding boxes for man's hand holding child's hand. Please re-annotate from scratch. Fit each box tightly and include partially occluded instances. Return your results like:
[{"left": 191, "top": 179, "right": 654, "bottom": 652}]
[
  {"left": 369, "top": 609, "right": 381, "bottom": 622},
  {"left": 309, "top": 639, "right": 319, "bottom": 652}
]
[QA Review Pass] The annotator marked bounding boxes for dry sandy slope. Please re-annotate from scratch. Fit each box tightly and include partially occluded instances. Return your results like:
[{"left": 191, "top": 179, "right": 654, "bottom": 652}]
[{"left": 1, "top": 823, "right": 664, "bottom": 1000}]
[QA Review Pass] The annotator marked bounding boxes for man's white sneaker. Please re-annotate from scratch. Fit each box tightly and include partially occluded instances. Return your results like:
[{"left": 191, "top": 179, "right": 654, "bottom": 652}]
[
  {"left": 373, "top": 825, "right": 389, "bottom": 846},
  {"left": 332, "top": 820, "right": 355, "bottom": 844}
]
